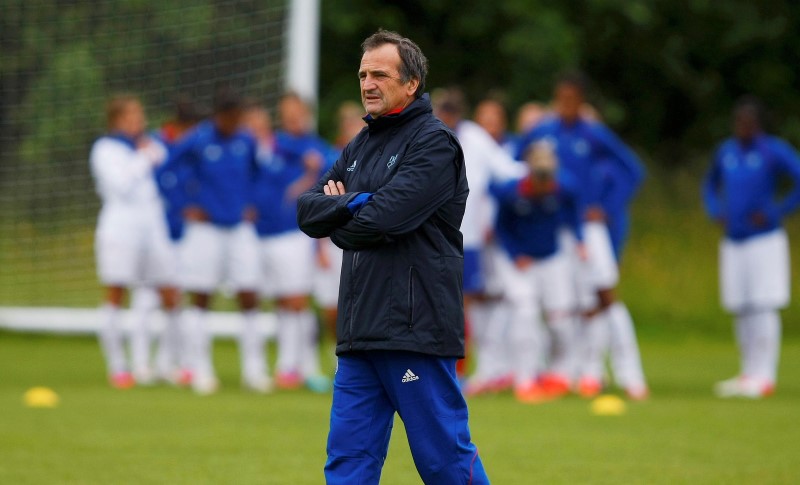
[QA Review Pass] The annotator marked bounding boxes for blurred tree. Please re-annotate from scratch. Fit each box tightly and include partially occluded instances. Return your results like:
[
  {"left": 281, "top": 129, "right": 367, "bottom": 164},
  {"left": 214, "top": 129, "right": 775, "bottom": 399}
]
[{"left": 319, "top": 0, "right": 800, "bottom": 162}]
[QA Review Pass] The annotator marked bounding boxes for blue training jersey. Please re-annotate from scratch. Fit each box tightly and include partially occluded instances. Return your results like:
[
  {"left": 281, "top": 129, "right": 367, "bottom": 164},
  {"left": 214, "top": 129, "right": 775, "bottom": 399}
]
[
  {"left": 595, "top": 156, "right": 645, "bottom": 260},
  {"left": 253, "top": 131, "right": 332, "bottom": 236},
  {"left": 152, "top": 128, "right": 193, "bottom": 240},
  {"left": 517, "top": 118, "right": 643, "bottom": 211},
  {"left": 703, "top": 134, "right": 800, "bottom": 241},
  {"left": 164, "top": 120, "right": 258, "bottom": 227},
  {"left": 491, "top": 170, "right": 583, "bottom": 260}
]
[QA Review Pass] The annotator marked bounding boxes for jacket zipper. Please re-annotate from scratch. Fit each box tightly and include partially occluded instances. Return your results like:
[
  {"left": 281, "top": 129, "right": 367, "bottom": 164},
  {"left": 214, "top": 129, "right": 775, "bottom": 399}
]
[
  {"left": 349, "top": 251, "right": 359, "bottom": 350},
  {"left": 408, "top": 266, "right": 414, "bottom": 329}
]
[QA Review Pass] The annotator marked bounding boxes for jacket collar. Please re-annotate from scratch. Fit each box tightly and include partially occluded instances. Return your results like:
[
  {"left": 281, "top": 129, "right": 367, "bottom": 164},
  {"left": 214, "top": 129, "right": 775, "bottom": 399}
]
[{"left": 363, "top": 93, "right": 432, "bottom": 131}]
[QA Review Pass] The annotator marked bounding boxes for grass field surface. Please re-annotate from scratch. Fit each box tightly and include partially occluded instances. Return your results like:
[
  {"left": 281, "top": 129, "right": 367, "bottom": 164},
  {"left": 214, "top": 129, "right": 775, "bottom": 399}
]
[{"left": 1, "top": 331, "right": 799, "bottom": 484}]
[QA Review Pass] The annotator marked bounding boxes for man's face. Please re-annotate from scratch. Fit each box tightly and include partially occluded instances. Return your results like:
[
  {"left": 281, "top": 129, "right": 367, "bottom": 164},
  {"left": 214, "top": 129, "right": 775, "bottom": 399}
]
[
  {"left": 734, "top": 107, "right": 760, "bottom": 142},
  {"left": 279, "top": 98, "right": 310, "bottom": 136},
  {"left": 359, "top": 43, "right": 418, "bottom": 117},
  {"left": 116, "top": 101, "right": 146, "bottom": 139},
  {"left": 242, "top": 109, "right": 272, "bottom": 141},
  {"left": 474, "top": 101, "right": 507, "bottom": 141},
  {"left": 554, "top": 84, "right": 583, "bottom": 123},
  {"left": 214, "top": 108, "right": 243, "bottom": 137}
]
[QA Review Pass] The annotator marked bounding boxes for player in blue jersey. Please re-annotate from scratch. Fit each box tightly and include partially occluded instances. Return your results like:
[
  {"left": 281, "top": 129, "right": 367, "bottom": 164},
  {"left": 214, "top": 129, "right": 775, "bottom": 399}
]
[
  {"left": 703, "top": 96, "right": 800, "bottom": 399},
  {"left": 245, "top": 93, "right": 331, "bottom": 392},
  {"left": 89, "top": 94, "right": 180, "bottom": 389},
  {"left": 517, "top": 73, "right": 648, "bottom": 399},
  {"left": 491, "top": 140, "right": 584, "bottom": 403},
  {"left": 166, "top": 87, "right": 265, "bottom": 395}
]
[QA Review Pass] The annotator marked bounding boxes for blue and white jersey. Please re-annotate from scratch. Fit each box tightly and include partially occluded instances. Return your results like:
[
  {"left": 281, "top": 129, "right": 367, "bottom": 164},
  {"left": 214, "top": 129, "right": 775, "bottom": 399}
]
[
  {"left": 164, "top": 120, "right": 258, "bottom": 227},
  {"left": 253, "top": 131, "right": 332, "bottom": 237},
  {"left": 595, "top": 156, "right": 645, "bottom": 260},
  {"left": 703, "top": 134, "right": 800, "bottom": 241},
  {"left": 517, "top": 118, "right": 643, "bottom": 211},
  {"left": 490, "top": 170, "right": 583, "bottom": 260}
]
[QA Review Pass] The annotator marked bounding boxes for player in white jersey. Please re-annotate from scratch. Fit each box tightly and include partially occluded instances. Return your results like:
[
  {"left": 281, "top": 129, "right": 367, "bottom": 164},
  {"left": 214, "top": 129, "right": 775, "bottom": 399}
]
[
  {"left": 433, "top": 88, "right": 527, "bottom": 393},
  {"left": 90, "top": 95, "right": 180, "bottom": 389}
]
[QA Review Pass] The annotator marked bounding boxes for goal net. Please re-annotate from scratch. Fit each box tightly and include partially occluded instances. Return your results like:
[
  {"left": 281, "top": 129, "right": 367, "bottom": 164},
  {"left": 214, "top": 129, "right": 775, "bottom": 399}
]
[{"left": 0, "top": 1, "right": 289, "bottom": 315}]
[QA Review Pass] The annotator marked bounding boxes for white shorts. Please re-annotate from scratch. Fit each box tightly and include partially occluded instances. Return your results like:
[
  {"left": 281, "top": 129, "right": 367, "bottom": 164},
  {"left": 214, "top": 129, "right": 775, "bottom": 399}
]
[
  {"left": 260, "top": 230, "right": 315, "bottom": 298},
  {"left": 313, "top": 238, "right": 343, "bottom": 308},
  {"left": 495, "top": 249, "right": 576, "bottom": 313},
  {"left": 95, "top": 207, "right": 177, "bottom": 287},
  {"left": 180, "top": 222, "right": 260, "bottom": 293},
  {"left": 560, "top": 223, "right": 619, "bottom": 310},
  {"left": 721, "top": 229, "right": 790, "bottom": 313}
]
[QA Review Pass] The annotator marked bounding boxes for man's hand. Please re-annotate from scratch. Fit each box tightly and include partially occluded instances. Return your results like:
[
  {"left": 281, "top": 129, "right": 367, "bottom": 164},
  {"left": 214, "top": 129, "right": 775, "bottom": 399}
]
[
  {"left": 184, "top": 206, "right": 209, "bottom": 222},
  {"left": 243, "top": 206, "right": 258, "bottom": 222},
  {"left": 585, "top": 206, "right": 606, "bottom": 222},
  {"left": 323, "top": 180, "right": 347, "bottom": 196},
  {"left": 515, "top": 255, "right": 535, "bottom": 270},
  {"left": 750, "top": 211, "right": 768, "bottom": 228},
  {"left": 576, "top": 243, "right": 589, "bottom": 261}
]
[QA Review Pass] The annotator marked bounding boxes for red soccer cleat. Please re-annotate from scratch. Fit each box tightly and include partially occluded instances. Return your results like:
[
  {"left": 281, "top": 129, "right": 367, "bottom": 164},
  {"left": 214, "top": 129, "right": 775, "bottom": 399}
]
[
  {"left": 110, "top": 372, "right": 135, "bottom": 390},
  {"left": 576, "top": 377, "right": 603, "bottom": 398}
]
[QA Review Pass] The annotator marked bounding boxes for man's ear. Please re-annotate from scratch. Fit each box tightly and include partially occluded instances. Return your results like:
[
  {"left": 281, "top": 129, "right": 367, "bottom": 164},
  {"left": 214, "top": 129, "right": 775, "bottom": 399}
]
[{"left": 406, "top": 78, "right": 420, "bottom": 97}]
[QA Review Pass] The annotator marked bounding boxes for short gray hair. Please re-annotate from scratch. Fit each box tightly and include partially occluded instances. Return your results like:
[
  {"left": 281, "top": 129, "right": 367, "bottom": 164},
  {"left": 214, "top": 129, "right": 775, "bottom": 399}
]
[{"left": 362, "top": 29, "right": 428, "bottom": 98}]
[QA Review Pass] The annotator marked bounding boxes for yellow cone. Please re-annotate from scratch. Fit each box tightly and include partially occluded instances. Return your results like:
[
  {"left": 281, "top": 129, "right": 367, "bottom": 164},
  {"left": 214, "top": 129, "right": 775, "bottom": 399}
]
[
  {"left": 23, "top": 387, "right": 60, "bottom": 408},
  {"left": 590, "top": 394, "right": 626, "bottom": 416}
]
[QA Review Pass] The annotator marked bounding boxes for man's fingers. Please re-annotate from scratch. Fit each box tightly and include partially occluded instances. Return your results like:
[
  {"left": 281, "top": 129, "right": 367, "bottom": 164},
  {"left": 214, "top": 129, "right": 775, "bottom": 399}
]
[
  {"left": 323, "top": 184, "right": 331, "bottom": 195},
  {"left": 336, "top": 181, "right": 346, "bottom": 194}
]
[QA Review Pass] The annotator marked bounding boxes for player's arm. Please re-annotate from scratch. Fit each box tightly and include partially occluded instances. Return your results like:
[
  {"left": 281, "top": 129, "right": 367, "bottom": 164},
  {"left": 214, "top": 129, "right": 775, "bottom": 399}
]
[
  {"left": 297, "top": 157, "right": 359, "bottom": 239},
  {"left": 594, "top": 124, "right": 645, "bottom": 192},
  {"left": 701, "top": 149, "right": 724, "bottom": 222},
  {"left": 328, "top": 130, "right": 463, "bottom": 250},
  {"left": 162, "top": 134, "right": 204, "bottom": 219},
  {"left": 772, "top": 140, "right": 800, "bottom": 217},
  {"left": 90, "top": 140, "right": 155, "bottom": 197},
  {"left": 486, "top": 135, "right": 528, "bottom": 182}
]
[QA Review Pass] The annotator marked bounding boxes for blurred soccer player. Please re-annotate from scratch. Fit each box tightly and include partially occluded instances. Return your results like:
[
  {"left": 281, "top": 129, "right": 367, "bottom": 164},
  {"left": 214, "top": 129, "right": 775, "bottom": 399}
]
[
  {"left": 474, "top": 98, "right": 517, "bottom": 156},
  {"left": 248, "top": 93, "right": 332, "bottom": 392},
  {"left": 139, "top": 96, "right": 206, "bottom": 385},
  {"left": 490, "top": 141, "right": 584, "bottom": 403},
  {"left": 166, "top": 87, "right": 263, "bottom": 394},
  {"left": 89, "top": 94, "right": 179, "bottom": 389},
  {"left": 516, "top": 102, "right": 549, "bottom": 137},
  {"left": 313, "top": 101, "right": 365, "bottom": 338},
  {"left": 517, "top": 73, "right": 648, "bottom": 399},
  {"left": 434, "top": 88, "right": 525, "bottom": 394},
  {"left": 703, "top": 96, "right": 800, "bottom": 398}
]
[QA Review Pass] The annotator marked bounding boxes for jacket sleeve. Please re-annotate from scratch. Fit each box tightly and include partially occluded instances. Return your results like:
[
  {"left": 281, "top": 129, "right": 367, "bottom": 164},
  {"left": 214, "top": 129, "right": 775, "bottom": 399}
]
[
  {"left": 296, "top": 160, "right": 359, "bottom": 239},
  {"left": 329, "top": 129, "right": 463, "bottom": 250},
  {"left": 90, "top": 139, "right": 154, "bottom": 199},
  {"left": 702, "top": 149, "right": 723, "bottom": 220},
  {"left": 772, "top": 139, "right": 800, "bottom": 217},
  {"left": 593, "top": 124, "right": 645, "bottom": 200}
]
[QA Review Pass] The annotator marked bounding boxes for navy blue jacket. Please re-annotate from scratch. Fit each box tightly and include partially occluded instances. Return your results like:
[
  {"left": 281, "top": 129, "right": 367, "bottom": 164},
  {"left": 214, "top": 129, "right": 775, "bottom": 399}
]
[{"left": 297, "top": 94, "right": 469, "bottom": 358}]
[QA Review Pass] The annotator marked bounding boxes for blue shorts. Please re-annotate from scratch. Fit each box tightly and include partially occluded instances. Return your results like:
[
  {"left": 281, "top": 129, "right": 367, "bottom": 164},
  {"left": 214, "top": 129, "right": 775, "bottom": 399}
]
[
  {"left": 325, "top": 350, "right": 489, "bottom": 484},
  {"left": 463, "top": 248, "right": 484, "bottom": 295}
]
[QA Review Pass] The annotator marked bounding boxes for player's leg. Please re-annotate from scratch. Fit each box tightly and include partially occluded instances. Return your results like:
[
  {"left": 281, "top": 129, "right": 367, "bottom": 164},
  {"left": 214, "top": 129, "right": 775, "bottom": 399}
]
[
  {"left": 267, "top": 232, "right": 325, "bottom": 391},
  {"left": 180, "top": 221, "right": 224, "bottom": 394},
  {"left": 606, "top": 300, "right": 647, "bottom": 399},
  {"left": 462, "top": 247, "right": 492, "bottom": 395},
  {"left": 739, "top": 230, "right": 790, "bottom": 396},
  {"left": 538, "top": 252, "right": 578, "bottom": 397},
  {"left": 129, "top": 286, "right": 159, "bottom": 384},
  {"left": 374, "top": 350, "right": 489, "bottom": 485},
  {"left": 230, "top": 222, "right": 269, "bottom": 393},
  {"left": 313, "top": 238, "right": 342, "bottom": 339},
  {"left": 715, "top": 236, "right": 749, "bottom": 397},
  {"left": 324, "top": 352, "right": 395, "bottom": 485},
  {"left": 495, "top": 252, "right": 547, "bottom": 402},
  {"left": 95, "top": 230, "right": 138, "bottom": 388}
]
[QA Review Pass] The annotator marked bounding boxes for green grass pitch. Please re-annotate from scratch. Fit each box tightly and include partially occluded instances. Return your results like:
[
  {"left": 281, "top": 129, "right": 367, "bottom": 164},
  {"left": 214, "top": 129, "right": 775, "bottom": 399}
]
[{"left": 1, "top": 331, "right": 799, "bottom": 484}]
